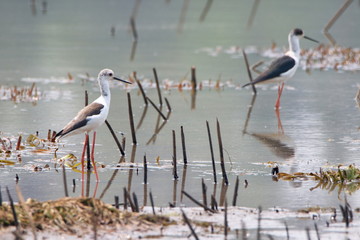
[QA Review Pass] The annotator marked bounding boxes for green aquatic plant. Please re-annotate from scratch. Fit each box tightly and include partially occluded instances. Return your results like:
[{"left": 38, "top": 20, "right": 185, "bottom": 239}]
[{"left": 275, "top": 165, "right": 360, "bottom": 195}]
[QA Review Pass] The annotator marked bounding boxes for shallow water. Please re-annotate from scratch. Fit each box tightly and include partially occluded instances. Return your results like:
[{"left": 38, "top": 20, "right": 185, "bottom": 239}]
[{"left": 1, "top": 0, "right": 360, "bottom": 213}]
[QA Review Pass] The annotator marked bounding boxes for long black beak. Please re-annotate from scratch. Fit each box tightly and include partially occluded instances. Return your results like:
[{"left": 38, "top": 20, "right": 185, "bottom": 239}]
[
  {"left": 304, "top": 35, "right": 319, "bottom": 43},
  {"left": 114, "top": 76, "right": 132, "bottom": 84}
]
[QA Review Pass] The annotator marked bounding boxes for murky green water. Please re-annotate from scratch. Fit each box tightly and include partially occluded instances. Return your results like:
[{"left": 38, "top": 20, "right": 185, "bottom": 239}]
[{"left": 1, "top": 0, "right": 360, "bottom": 213}]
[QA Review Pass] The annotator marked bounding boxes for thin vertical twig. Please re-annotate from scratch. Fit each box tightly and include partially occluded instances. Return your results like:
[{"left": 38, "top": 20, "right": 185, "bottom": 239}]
[
  {"left": 224, "top": 199, "right": 228, "bottom": 238},
  {"left": 143, "top": 154, "right": 148, "bottom": 184},
  {"left": 191, "top": 66, "right": 197, "bottom": 90},
  {"left": 153, "top": 68, "right": 163, "bottom": 106},
  {"left": 132, "top": 192, "right": 139, "bottom": 212},
  {"left": 62, "top": 164, "right": 69, "bottom": 197},
  {"left": 180, "top": 126, "right": 187, "bottom": 164},
  {"left": 217, "top": 119, "right": 228, "bottom": 185},
  {"left": 206, "top": 121, "right": 217, "bottom": 183},
  {"left": 114, "top": 196, "right": 119, "bottom": 209},
  {"left": 127, "top": 92, "right": 137, "bottom": 145},
  {"left": 257, "top": 206, "right": 262, "bottom": 240},
  {"left": 199, "top": 0, "right": 213, "bottom": 22},
  {"left": 232, "top": 176, "right": 239, "bottom": 206},
  {"left": 130, "top": 17, "right": 138, "bottom": 41},
  {"left": 246, "top": 0, "right": 261, "bottom": 29},
  {"left": 149, "top": 191, "right": 156, "bottom": 215},
  {"left": 201, "top": 178, "right": 207, "bottom": 207}
]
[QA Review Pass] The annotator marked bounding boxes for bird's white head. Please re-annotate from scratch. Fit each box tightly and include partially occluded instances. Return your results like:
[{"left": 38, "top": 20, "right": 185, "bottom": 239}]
[
  {"left": 288, "top": 28, "right": 318, "bottom": 55},
  {"left": 97, "top": 69, "right": 131, "bottom": 97}
]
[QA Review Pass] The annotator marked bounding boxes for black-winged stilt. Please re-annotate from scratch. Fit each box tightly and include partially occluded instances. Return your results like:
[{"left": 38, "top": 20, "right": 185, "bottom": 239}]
[
  {"left": 242, "top": 28, "right": 318, "bottom": 109},
  {"left": 55, "top": 68, "right": 131, "bottom": 181}
]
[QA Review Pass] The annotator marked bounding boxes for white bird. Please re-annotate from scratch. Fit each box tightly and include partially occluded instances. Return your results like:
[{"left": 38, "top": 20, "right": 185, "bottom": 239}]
[
  {"left": 55, "top": 68, "right": 131, "bottom": 181},
  {"left": 243, "top": 28, "right": 318, "bottom": 109}
]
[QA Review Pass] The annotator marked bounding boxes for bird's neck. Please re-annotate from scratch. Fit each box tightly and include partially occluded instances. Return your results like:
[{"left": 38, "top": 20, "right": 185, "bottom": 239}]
[
  {"left": 99, "top": 79, "right": 111, "bottom": 104},
  {"left": 288, "top": 35, "right": 301, "bottom": 56}
]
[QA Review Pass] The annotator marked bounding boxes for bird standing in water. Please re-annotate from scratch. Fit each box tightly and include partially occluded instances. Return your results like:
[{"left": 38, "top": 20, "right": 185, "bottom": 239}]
[
  {"left": 55, "top": 68, "right": 131, "bottom": 181},
  {"left": 242, "top": 28, "right": 318, "bottom": 109}
]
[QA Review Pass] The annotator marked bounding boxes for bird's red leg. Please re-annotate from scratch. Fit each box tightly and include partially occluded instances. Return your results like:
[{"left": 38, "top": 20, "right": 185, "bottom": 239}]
[
  {"left": 275, "top": 82, "right": 285, "bottom": 110},
  {"left": 91, "top": 131, "right": 99, "bottom": 182},
  {"left": 275, "top": 108, "right": 284, "bottom": 134},
  {"left": 80, "top": 133, "right": 89, "bottom": 196}
]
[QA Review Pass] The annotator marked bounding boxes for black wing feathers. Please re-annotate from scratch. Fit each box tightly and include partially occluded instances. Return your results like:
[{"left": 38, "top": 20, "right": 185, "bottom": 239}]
[{"left": 242, "top": 56, "right": 296, "bottom": 87}]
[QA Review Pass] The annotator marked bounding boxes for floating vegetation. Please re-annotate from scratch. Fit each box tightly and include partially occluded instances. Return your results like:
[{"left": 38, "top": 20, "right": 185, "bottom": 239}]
[
  {"left": 275, "top": 165, "right": 360, "bottom": 195},
  {"left": 0, "top": 84, "right": 40, "bottom": 104},
  {"left": 57, "top": 153, "right": 80, "bottom": 168}
]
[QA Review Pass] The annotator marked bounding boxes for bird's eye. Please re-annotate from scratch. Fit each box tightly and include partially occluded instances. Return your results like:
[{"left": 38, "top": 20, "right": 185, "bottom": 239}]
[{"left": 109, "top": 73, "right": 113, "bottom": 77}]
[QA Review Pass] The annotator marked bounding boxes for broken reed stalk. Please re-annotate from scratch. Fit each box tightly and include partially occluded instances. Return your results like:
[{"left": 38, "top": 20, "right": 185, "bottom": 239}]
[
  {"left": 134, "top": 72, "right": 148, "bottom": 105},
  {"left": 153, "top": 68, "right": 163, "bottom": 106},
  {"left": 232, "top": 176, "right": 239, "bottom": 206},
  {"left": 257, "top": 206, "right": 262, "bottom": 240},
  {"left": 172, "top": 131, "right": 179, "bottom": 179},
  {"left": 6, "top": 187, "right": 19, "bottom": 230},
  {"left": 284, "top": 221, "right": 289, "bottom": 240},
  {"left": 62, "top": 164, "right": 69, "bottom": 197},
  {"left": 123, "top": 188, "right": 136, "bottom": 212},
  {"left": 191, "top": 66, "right": 197, "bottom": 90},
  {"left": 199, "top": 0, "right": 213, "bottom": 22},
  {"left": 122, "top": 135, "right": 126, "bottom": 152},
  {"left": 123, "top": 188, "right": 128, "bottom": 210},
  {"left": 173, "top": 155, "right": 179, "bottom": 180},
  {"left": 130, "top": 17, "right": 138, "bottom": 41},
  {"left": 146, "top": 97, "right": 167, "bottom": 121},
  {"left": 305, "top": 227, "right": 311, "bottom": 240},
  {"left": 181, "top": 209, "right": 199, "bottom": 240},
  {"left": 16, "top": 135, "right": 22, "bottom": 151},
  {"left": 206, "top": 121, "right": 217, "bottom": 183},
  {"left": 143, "top": 155, "right": 148, "bottom": 184},
  {"left": 47, "top": 129, "right": 51, "bottom": 141},
  {"left": 224, "top": 199, "right": 228, "bottom": 238},
  {"left": 182, "top": 190, "right": 215, "bottom": 213},
  {"left": 149, "top": 191, "right": 156, "bottom": 215},
  {"left": 314, "top": 222, "right": 320, "bottom": 240},
  {"left": 132, "top": 192, "right": 139, "bottom": 212},
  {"left": 85, "top": 90, "right": 89, "bottom": 106},
  {"left": 242, "top": 49, "right": 257, "bottom": 95},
  {"left": 201, "top": 178, "right": 207, "bottom": 207},
  {"left": 180, "top": 126, "right": 187, "bottom": 165},
  {"left": 127, "top": 92, "right": 137, "bottom": 145},
  {"left": 114, "top": 196, "right": 119, "bottom": 209},
  {"left": 164, "top": 97, "right": 172, "bottom": 112},
  {"left": 72, "top": 179, "right": 76, "bottom": 193},
  {"left": 211, "top": 194, "right": 218, "bottom": 211},
  {"left": 246, "top": 0, "right": 260, "bottom": 29},
  {"left": 324, "top": 0, "right": 353, "bottom": 32},
  {"left": 217, "top": 119, "right": 228, "bottom": 185},
  {"left": 105, "top": 120, "right": 125, "bottom": 156},
  {"left": 51, "top": 131, "right": 56, "bottom": 142}
]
